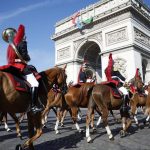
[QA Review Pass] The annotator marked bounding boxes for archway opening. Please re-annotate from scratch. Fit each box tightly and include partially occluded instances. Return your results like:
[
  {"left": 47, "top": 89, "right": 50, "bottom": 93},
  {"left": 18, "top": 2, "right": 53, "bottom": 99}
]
[{"left": 77, "top": 41, "right": 102, "bottom": 79}]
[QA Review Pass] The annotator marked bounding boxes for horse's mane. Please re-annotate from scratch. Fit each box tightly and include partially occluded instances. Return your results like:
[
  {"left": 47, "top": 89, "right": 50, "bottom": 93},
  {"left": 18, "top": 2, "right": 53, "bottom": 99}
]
[{"left": 42, "top": 67, "right": 63, "bottom": 75}]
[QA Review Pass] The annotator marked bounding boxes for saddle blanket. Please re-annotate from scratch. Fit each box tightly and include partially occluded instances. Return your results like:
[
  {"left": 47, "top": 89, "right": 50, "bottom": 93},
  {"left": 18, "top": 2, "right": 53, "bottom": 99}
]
[
  {"left": 5, "top": 72, "right": 30, "bottom": 92},
  {"left": 100, "top": 81, "right": 122, "bottom": 99}
]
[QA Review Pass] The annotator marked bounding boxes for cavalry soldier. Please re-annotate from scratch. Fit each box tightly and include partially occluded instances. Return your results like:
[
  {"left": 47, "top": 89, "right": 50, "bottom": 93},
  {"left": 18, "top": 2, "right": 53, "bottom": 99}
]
[
  {"left": 105, "top": 53, "right": 129, "bottom": 97},
  {"left": 78, "top": 63, "right": 88, "bottom": 83},
  {"left": 105, "top": 53, "right": 130, "bottom": 118},
  {"left": 2, "top": 24, "right": 43, "bottom": 114}
]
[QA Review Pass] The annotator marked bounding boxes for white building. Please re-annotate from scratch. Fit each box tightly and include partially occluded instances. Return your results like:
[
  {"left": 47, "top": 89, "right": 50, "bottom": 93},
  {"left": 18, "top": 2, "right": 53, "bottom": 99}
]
[{"left": 51, "top": 0, "right": 150, "bottom": 84}]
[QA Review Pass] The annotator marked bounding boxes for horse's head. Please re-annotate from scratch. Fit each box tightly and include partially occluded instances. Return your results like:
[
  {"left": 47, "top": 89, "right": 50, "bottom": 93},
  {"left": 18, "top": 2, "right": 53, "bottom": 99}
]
[
  {"left": 44, "top": 64, "right": 67, "bottom": 92},
  {"left": 136, "top": 80, "right": 143, "bottom": 89}
]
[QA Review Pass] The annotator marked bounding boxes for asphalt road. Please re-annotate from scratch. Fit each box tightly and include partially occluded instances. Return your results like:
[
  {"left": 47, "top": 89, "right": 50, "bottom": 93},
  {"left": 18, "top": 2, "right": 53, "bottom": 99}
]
[{"left": 0, "top": 109, "right": 150, "bottom": 150}]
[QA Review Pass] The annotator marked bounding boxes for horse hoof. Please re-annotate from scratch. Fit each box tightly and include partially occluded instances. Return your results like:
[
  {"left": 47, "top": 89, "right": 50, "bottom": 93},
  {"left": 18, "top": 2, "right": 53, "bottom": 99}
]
[
  {"left": 92, "top": 128, "right": 97, "bottom": 133},
  {"left": 60, "top": 124, "right": 64, "bottom": 127},
  {"left": 79, "top": 129, "right": 84, "bottom": 134},
  {"left": 16, "top": 144, "right": 23, "bottom": 150},
  {"left": 109, "top": 134, "right": 114, "bottom": 140},
  {"left": 120, "top": 130, "right": 126, "bottom": 138},
  {"left": 143, "top": 120, "right": 146, "bottom": 125},
  {"left": 87, "top": 137, "right": 92, "bottom": 143},
  {"left": 78, "top": 118, "right": 82, "bottom": 122},
  {"left": 109, "top": 136, "right": 114, "bottom": 141},
  {"left": 7, "top": 128, "right": 12, "bottom": 132},
  {"left": 139, "top": 125, "right": 144, "bottom": 130},
  {"left": 55, "top": 130, "right": 60, "bottom": 134},
  {"left": 43, "top": 125, "right": 47, "bottom": 129}
]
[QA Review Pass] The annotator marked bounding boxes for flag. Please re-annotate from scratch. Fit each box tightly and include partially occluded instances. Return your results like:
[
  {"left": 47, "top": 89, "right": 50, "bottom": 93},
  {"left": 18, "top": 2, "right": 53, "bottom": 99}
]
[{"left": 72, "top": 12, "right": 80, "bottom": 25}]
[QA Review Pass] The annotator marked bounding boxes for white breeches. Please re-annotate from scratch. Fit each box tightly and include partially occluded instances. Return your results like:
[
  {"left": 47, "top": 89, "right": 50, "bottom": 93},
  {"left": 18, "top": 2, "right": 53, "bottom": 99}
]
[
  {"left": 119, "top": 86, "right": 128, "bottom": 95},
  {"left": 24, "top": 73, "right": 39, "bottom": 87}
]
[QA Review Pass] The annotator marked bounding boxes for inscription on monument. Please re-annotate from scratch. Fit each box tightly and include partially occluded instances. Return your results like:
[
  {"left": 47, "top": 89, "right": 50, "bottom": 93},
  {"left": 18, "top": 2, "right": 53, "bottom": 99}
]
[
  {"left": 106, "top": 27, "right": 128, "bottom": 46},
  {"left": 134, "top": 27, "right": 150, "bottom": 48},
  {"left": 57, "top": 46, "right": 71, "bottom": 61}
]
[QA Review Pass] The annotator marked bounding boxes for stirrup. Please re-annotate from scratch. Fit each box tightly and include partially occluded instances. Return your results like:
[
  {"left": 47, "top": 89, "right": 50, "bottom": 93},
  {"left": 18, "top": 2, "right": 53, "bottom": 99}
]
[{"left": 30, "top": 106, "right": 43, "bottom": 114}]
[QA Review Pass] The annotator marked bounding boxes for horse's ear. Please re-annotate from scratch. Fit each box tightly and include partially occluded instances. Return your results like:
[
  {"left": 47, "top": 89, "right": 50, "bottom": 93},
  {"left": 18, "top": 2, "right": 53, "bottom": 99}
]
[{"left": 63, "top": 64, "right": 67, "bottom": 70}]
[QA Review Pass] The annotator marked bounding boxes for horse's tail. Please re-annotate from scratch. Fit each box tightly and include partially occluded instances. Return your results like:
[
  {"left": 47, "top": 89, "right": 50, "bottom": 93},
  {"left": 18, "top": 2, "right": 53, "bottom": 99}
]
[
  {"left": 87, "top": 85, "right": 94, "bottom": 98},
  {"left": 0, "top": 71, "right": 6, "bottom": 92},
  {"left": 145, "top": 107, "right": 150, "bottom": 116},
  {"left": 92, "top": 85, "right": 109, "bottom": 110}
]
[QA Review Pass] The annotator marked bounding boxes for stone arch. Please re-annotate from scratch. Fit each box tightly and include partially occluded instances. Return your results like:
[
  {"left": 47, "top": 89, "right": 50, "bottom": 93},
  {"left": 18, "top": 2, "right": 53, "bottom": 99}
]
[
  {"left": 142, "top": 59, "right": 148, "bottom": 82},
  {"left": 75, "top": 39, "right": 102, "bottom": 81}
]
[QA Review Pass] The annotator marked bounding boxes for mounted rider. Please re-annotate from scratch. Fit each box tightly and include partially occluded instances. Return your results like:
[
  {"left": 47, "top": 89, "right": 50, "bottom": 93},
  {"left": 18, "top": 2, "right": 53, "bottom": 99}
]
[
  {"left": 2, "top": 24, "right": 43, "bottom": 114},
  {"left": 105, "top": 53, "right": 129, "bottom": 99},
  {"left": 129, "top": 68, "right": 146, "bottom": 95},
  {"left": 105, "top": 53, "right": 130, "bottom": 117},
  {"left": 78, "top": 63, "right": 88, "bottom": 83}
]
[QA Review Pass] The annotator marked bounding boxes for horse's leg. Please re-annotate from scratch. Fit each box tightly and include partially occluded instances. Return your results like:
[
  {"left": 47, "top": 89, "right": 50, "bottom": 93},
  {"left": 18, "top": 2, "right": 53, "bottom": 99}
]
[
  {"left": 86, "top": 107, "right": 94, "bottom": 143},
  {"left": 133, "top": 109, "right": 139, "bottom": 127},
  {"left": 71, "top": 107, "right": 82, "bottom": 133},
  {"left": 77, "top": 108, "right": 82, "bottom": 121},
  {"left": 18, "top": 113, "right": 26, "bottom": 123},
  {"left": 102, "top": 108, "right": 114, "bottom": 140},
  {"left": 43, "top": 110, "right": 49, "bottom": 128},
  {"left": 120, "top": 117, "right": 131, "bottom": 137},
  {"left": 60, "top": 109, "right": 67, "bottom": 127},
  {"left": 54, "top": 108, "right": 61, "bottom": 134},
  {"left": 22, "top": 112, "right": 42, "bottom": 150},
  {"left": 41, "top": 106, "right": 50, "bottom": 126},
  {"left": 2, "top": 113, "right": 11, "bottom": 132},
  {"left": 125, "top": 118, "right": 132, "bottom": 132},
  {"left": 9, "top": 113, "right": 22, "bottom": 139},
  {"left": 52, "top": 107, "right": 57, "bottom": 116},
  {"left": 130, "top": 101, "right": 140, "bottom": 126},
  {"left": 92, "top": 94, "right": 114, "bottom": 140},
  {"left": 95, "top": 104, "right": 114, "bottom": 140},
  {"left": 95, "top": 107, "right": 102, "bottom": 127},
  {"left": 90, "top": 109, "right": 97, "bottom": 133},
  {"left": 110, "top": 110, "right": 121, "bottom": 123}
]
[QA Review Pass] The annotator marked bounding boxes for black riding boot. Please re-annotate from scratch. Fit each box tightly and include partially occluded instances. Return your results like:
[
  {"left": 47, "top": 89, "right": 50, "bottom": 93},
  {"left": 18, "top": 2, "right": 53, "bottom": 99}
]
[
  {"left": 30, "top": 87, "right": 43, "bottom": 114},
  {"left": 120, "top": 95, "right": 130, "bottom": 118}
]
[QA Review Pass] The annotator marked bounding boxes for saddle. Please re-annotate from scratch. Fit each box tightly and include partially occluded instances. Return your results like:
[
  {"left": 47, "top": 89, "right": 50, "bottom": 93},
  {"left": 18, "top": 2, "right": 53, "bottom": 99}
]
[
  {"left": 101, "top": 81, "right": 122, "bottom": 99},
  {"left": 71, "top": 83, "right": 82, "bottom": 88},
  {"left": 0, "top": 65, "right": 30, "bottom": 92},
  {"left": 5, "top": 72, "right": 30, "bottom": 92}
]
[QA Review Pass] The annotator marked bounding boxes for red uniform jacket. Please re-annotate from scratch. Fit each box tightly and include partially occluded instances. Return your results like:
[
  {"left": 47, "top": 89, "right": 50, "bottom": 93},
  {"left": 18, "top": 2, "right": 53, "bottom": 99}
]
[{"left": 7, "top": 24, "right": 26, "bottom": 71}]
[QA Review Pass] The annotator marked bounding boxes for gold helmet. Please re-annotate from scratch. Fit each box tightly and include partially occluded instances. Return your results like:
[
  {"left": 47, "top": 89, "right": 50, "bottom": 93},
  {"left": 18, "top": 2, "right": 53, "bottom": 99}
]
[{"left": 2, "top": 28, "right": 17, "bottom": 43}]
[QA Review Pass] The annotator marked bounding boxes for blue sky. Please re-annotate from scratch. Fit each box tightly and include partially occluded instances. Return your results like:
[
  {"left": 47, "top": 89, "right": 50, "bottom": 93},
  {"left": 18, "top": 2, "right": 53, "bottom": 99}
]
[{"left": 0, "top": 0, "right": 150, "bottom": 71}]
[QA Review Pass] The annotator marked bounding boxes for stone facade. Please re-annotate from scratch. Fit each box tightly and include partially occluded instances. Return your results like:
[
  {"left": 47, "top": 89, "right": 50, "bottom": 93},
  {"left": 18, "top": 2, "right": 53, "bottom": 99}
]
[{"left": 52, "top": 0, "right": 150, "bottom": 84}]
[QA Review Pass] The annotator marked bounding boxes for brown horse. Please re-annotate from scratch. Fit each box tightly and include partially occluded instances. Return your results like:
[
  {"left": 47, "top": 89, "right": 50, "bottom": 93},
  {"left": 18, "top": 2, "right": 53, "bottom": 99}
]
[
  {"left": 85, "top": 83, "right": 131, "bottom": 143},
  {"left": 142, "top": 84, "right": 150, "bottom": 126},
  {"left": 129, "top": 79, "right": 148, "bottom": 126},
  {"left": 41, "top": 87, "right": 71, "bottom": 134},
  {"left": 0, "top": 66, "right": 67, "bottom": 150},
  {"left": 64, "top": 82, "right": 96, "bottom": 133}
]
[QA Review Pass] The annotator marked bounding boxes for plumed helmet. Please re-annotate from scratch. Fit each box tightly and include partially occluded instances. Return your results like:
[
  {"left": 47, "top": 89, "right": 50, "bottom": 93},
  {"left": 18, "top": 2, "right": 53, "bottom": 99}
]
[
  {"left": 2, "top": 28, "right": 17, "bottom": 43},
  {"left": 109, "top": 53, "right": 112, "bottom": 59}
]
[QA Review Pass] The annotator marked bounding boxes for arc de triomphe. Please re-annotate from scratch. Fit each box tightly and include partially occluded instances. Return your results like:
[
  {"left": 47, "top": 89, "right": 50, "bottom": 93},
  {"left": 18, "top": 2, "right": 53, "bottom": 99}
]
[{"left": 51, "top": 0, "right": 150, "bottom": 84}]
